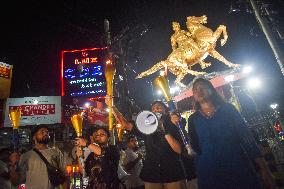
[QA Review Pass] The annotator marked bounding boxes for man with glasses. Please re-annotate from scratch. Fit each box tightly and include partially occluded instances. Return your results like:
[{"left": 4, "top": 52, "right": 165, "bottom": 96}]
[{"left": 76, "top": 126, "right": 120, "bottom": 189}]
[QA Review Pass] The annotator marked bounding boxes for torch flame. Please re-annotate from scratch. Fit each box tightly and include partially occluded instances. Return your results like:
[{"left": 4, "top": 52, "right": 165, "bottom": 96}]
[
  {"left": 9, "top": 109, "right": 21, "bottom": 129},
  {"left": 71, "top": 114, "right": 83, "bottom": 137}
]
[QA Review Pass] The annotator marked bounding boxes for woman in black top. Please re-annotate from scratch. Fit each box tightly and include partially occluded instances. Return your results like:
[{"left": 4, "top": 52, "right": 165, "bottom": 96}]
[{"left": 110, "top": 99, "right": 186, "bottom": 189}]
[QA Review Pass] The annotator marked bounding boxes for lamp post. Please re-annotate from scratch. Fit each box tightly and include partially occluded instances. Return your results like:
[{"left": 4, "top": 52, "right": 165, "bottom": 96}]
[
  {"left": 249, "top": 0, "right": 284, "bottom": 76},
  {"left": 105, "top": 20, "right": 148, "bottom": 118}
]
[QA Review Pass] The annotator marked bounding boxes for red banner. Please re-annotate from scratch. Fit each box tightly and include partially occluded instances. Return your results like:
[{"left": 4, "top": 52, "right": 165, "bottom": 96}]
[
  {"left": 9, "top": 104, "right": 56, "bottom": 116},
  {"left": 0, "top": 62, "right": 13, "bottom": 99}
]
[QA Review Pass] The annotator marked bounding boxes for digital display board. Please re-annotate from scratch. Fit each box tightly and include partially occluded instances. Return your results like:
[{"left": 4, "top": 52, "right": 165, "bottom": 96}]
[
  {"left": 61, "top": 48, "right": 107, "bottom": 98},
  {"left": 0, "top": 62, "right": 13, "bottom": 99}
]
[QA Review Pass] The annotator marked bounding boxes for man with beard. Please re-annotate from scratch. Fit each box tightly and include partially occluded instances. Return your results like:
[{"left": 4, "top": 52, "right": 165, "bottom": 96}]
[
  {"left": 75, "top": 126, "right": 120, "bottom": 189},
  {"left": 10, "top": 125, "right": 66, "bottom": 189}
]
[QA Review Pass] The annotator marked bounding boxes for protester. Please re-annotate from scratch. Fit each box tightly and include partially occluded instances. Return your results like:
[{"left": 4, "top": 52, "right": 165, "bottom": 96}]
[
  {"left": 189, "top": 78, "right": 275, "bottom": 189},
  {"left": 75, "top": 126, "right": 120, "bottom": 189},
  {"left": 9, "top": 125, "right": 67, "bottom": 189},
  {"left": 122, "top": 134, "right": 144, "bottom": 189},
  {"left": 108, "top": 96, "right": 186, "bottom": 189}
]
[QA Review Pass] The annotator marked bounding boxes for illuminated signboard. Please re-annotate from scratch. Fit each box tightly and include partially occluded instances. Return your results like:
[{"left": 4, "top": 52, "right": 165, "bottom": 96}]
[
  {"left": 4, "top": 96, "right": 61, "bottom": 127},
  {"left": 61, "top": 48, "right": 107, "bottom": 98},
  {"left": 0, "top": 62, "right": 12, "bottom": 79},
  {"left": 0, "top": 62, "right": 13, "bottom": 99}
]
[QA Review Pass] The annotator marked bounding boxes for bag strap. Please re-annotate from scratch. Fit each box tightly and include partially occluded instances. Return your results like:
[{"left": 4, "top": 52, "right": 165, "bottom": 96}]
[{"left": 33, "top": 148, "right": 51, "bottom": 167}]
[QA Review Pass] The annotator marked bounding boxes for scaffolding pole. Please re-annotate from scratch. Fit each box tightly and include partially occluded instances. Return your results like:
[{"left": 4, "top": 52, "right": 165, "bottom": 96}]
[{"left": 250, "top": 0, "right": 284, "bottom": 76}]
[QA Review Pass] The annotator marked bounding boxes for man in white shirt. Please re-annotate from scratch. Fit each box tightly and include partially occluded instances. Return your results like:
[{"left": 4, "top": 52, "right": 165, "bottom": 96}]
[
  {"left": 123, "top": 135, "right": 144, "bottom": 189},
  {"left": 10, "top": 126, "right": 67, "bottom": 189}
]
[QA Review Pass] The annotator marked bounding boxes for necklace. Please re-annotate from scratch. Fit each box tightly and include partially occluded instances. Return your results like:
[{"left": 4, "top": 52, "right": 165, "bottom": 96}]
[{"left": 200, "top": 107, "right": 217, "bottom": 119}]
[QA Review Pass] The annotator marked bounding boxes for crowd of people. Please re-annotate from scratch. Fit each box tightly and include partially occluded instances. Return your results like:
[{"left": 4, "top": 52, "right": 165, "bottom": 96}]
[{"left": 0, "top": 78, "right": 276, "bottom": 189}]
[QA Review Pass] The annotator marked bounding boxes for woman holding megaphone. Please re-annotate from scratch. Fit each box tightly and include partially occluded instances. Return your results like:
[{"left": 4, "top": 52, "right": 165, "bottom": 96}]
[{"left": 106, "top": 96, "right": 187, "bottom": 189}]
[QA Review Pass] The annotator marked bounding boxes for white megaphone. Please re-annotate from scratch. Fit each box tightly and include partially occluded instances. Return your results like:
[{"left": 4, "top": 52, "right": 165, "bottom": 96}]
[{"left": 136, "top": 110, "right": 159, "bottom": 135}]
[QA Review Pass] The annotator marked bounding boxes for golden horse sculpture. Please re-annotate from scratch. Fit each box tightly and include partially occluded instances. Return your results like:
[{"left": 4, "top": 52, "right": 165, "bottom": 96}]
[{"left": 136, "top": 15, "right": 239, "bottom": 87}]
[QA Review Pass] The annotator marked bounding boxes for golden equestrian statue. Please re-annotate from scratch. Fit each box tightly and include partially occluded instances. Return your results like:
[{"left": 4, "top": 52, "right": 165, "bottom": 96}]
[{"left": 136, "top": 15, "right": 239, "bottom": 87}]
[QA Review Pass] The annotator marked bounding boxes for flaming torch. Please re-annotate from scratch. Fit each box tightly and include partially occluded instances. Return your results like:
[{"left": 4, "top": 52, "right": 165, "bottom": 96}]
[
  {"left": 153, "top": 75, "right": 175, "bottom": 110},
  {"left": 105, "top": 59, "right": 116, "bottom": 131},
  {"left": 71, "top": 114, "right": 84, "bottom": 159},
  {"left": 9, "top": 108, "right": 21, "bottom": 151},
  {"left": 116, "top": 123, "right": 123, "bottom": 142},
  {"left": 71, "top": 114, "right": 83, "bottom": 137}
]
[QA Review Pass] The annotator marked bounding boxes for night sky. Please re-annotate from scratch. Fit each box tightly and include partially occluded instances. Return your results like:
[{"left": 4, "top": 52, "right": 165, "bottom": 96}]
[{"left": 1, "top": 0, "right": 284, "bottom": 111}]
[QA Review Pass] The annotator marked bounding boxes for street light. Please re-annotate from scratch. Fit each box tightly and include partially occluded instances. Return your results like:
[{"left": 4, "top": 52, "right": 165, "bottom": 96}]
[
  {"left": 243, "top": 65, "right": 253, "bottom": 74},
  {"left": 170, "top": 86, "right": 181, "bottom": 94},
  {"left": 245, "top": 78, "right": 262, "bottom": 113},
  {"left": 270, "top": 103, "right": 278, "bottom": 110},
  {"left": 170, "top": 87, "right": 175, "bottom": 94},
  {"left": 247, "top": 78, "right": 261, "bottom": 89},
  {"left": 174, "top": 86, "right": 180, "bottom": 92},
  {"left": 84, "top": 102, "right": 90, "bottom": 108},
  {"left": 157, "top": 90, "right": 162, "bottom": 95}
]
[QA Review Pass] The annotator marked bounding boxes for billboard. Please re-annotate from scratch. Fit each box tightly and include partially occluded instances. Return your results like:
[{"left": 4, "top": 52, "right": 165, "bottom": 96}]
[
  {"left": 63, "top": 98, "right": 108, "bottom": 127},
  {"left": 0, "top": 62, "right": 13, "bottom": 99},
  {"left": 4, "top": 96, "right": 61, "bottom": 127},
  {"left": 61, "top": 48, "right": 107, "bottom": 98}
]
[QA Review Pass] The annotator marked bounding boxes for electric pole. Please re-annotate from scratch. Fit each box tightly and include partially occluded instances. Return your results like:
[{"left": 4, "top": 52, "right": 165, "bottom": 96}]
[{"left": 249, "top": 0, "right": 284, "bottom": 75}]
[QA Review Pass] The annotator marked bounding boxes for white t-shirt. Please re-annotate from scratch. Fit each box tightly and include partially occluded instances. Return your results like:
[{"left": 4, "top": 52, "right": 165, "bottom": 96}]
[
  {"left": 123, "top": 148, "right": 144, "bottom": 188},
  {"left": 19, "top": 148, "right": 65, "bottom": 189}
]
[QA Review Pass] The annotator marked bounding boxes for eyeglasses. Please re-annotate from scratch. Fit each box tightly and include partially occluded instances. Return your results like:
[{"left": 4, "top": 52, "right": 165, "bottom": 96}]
[
  {"left": 129, "top": 139, "right": 137, "bottom": 142},
  {"left": 39, "top": 129, "right": 49, "bottom": 134},
  {"left": 94, "top": 133, "right": 106, "bottom": 138}
]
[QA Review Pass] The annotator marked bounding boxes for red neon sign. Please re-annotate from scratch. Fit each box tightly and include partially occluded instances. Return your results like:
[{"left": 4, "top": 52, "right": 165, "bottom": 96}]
[{"left": 74, "top": 57, "right": 98, "bottom": 64}]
